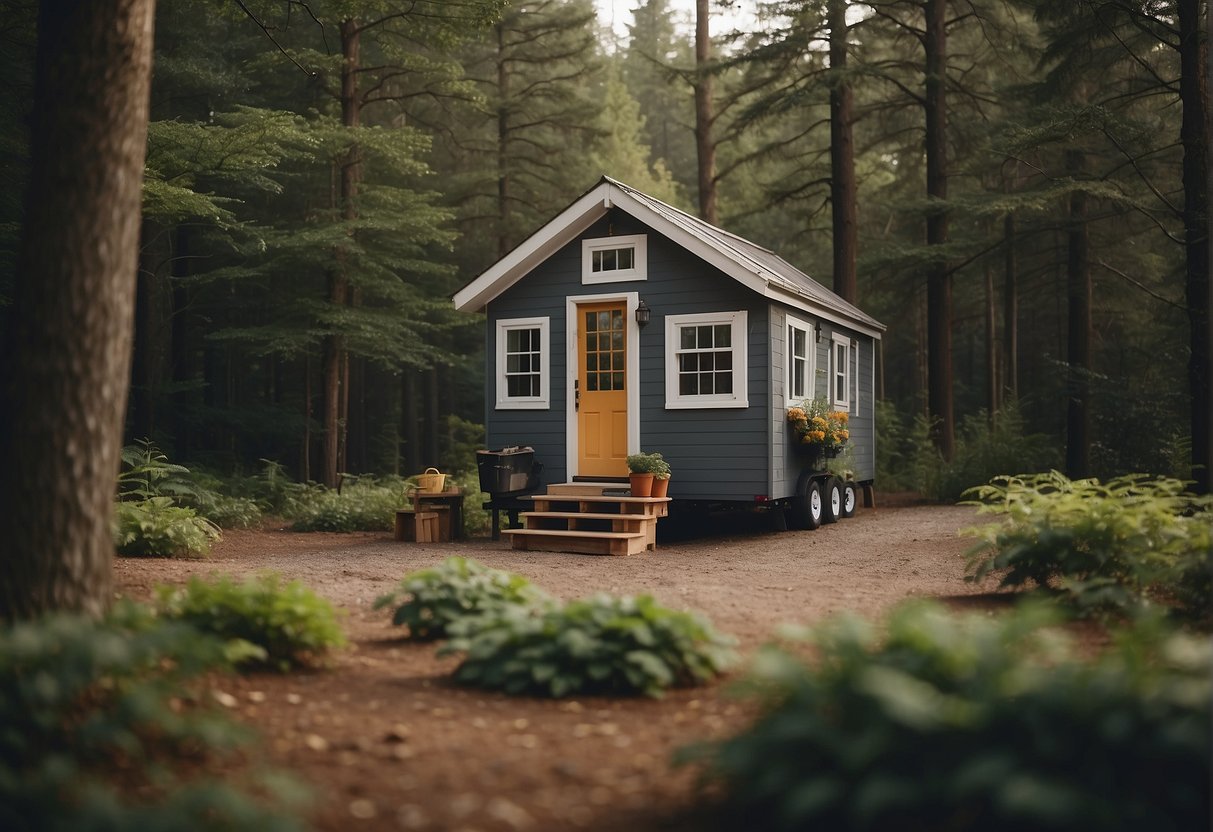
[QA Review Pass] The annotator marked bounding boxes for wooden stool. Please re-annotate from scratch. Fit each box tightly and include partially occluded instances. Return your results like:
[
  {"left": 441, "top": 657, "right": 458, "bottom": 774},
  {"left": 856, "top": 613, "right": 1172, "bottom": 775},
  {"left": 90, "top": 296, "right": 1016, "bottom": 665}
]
[
  {"left": 415, "top": 511, "right": 439, "bottom": 542},
  {"left": 395, "top": 509, "right": 441, "bottom": 542}
]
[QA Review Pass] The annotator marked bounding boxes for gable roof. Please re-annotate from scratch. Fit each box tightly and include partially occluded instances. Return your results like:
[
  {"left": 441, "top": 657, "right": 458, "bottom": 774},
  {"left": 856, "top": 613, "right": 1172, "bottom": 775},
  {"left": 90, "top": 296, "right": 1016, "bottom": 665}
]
[{"left": 452, "top": 176, "right": 885, "bottom": 339}]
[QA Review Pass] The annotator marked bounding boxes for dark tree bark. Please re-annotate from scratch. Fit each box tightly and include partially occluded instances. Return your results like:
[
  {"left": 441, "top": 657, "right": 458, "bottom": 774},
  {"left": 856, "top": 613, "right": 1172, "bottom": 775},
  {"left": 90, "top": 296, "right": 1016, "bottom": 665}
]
[
  {"left": 1003, "top": 210, "right": 1018, "bottom": 400},
  {"left": 985, "top": 259, "right": 998, "bottom": 416},
  {"left": 694, "top": 0, "right": 717, "bottom": 224},
  {"left": 0, "top": 0, "right": 156, "bottom": 622},
  {"left": 322, "top": 18, "right": 363, "bottom": 488},
  {"left": 1178, "top": 0, "right": 1210, "bottom": 493},
  {"left": 924, "top": 0, "right": 953, "bottom": 459},
  {"left": 1065, "top": 149, "right": 1092, "bottom": 479},
  {"left": 828, "top": 0, "right": 858, "bottom": 303},
  {"left": 496, "top": 21, "right": 511, "bottom": 258}
]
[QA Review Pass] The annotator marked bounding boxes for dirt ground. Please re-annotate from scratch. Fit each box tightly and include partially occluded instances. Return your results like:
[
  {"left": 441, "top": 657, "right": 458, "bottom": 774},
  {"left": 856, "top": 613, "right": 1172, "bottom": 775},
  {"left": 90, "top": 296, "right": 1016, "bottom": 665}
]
[{"left": 113, "top": 497, "right": 985, "bottom": 832}]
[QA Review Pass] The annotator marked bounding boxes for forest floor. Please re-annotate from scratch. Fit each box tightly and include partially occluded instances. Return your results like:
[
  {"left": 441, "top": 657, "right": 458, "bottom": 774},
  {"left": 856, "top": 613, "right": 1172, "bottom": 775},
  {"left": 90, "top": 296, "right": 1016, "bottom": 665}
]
[{"left": 114, "top": 496, "right": 990, "bottom": 832}]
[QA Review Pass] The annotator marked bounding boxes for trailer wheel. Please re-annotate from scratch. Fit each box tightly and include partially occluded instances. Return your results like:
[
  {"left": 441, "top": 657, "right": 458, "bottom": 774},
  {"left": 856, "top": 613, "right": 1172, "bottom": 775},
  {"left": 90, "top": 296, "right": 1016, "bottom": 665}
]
[
  {"left": 789, "top": 473, "right": 824, "bottom": 530},
  {"left": 841, "top": 481, "right": 858, "bottom": 518},
  {"left": 822, "top": 477, "right": 842, "bottom": 524}
]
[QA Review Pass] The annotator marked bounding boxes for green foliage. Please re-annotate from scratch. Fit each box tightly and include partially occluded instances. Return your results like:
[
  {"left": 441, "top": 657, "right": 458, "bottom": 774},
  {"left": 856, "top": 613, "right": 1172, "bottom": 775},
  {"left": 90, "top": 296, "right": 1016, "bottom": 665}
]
[
  {"left": 441, "top": 594, "right": 737, "bottom": 698},
  {"left": 626, "top": 451, "right": 668, "bottom": 475},
  {"left": 686, "top": 602, "right": 1211, "bottom": 832},
  {"left": 964, "top": 472, "right": 1213, "bottom": 622},
  {"left": 114, "top": 497, "right": 220, "bottom": 558},
  {"left": 449, "top": 469, "right": 492, "bottom": 537},
  {"left": 195, "top": 493, "right": 264, "bottom": 530},
  {"left": 0, "top": 602, "right": 304, "bottom": 831},
  {"left": 374, "top": 556, "right": 551, "bottom": 641},
  {"left": 876, "top": 401, "right": 1058, "bottom": 501},
  {"left": 156, "top": 574, "right": 346, "bottom": 671},
  {"left": 118, "top": 439, "right": 201, "bottom": 501},
  {"left": 287, "top": 476, "right": 403, "bottom": 532}
]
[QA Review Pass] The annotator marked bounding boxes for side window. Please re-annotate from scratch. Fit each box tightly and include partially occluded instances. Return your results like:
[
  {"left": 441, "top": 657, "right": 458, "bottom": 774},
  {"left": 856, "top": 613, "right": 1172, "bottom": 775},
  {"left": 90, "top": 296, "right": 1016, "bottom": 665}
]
[
  {"left": 582, "top": 235, "right": 647, "bottom": 284},
  {"left": 785, "top": 314, "right": 814, "bottom": 404},
  {"left": 495, "top": 317, "right": 550, "bottom": 409},
  {"left": 831, "top": 332, "right": 850, "bottom": 410}
]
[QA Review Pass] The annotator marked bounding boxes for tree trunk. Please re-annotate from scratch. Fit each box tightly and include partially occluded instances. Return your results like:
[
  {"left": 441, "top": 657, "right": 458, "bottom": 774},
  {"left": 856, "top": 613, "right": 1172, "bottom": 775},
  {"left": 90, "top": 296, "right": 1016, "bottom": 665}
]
[
  {"left": 322, "top": 19, "right": 362, "bottom": 488},
  {"left": 0, "top": 0, "right": 156, "bottom": 622},
  {"left": 496, "top": 22, "right": 511, "bottom": 258},
  {"left": 985, "top": 259, "right": 998, "bottom": 417},
  {"left": 828, "top": 0, "right": 858, "bottom": 303},
  {"left": 694, "top": 0, "right": 717, "bottom": 224},
  {"left": 924, "top": 0, "right": 953, "bottom": 460},
  {"left": 1003, "top": 210, "right": 1018, "bottom": 400},
  {"left": 1065, "top": 149, "right": 1091, "bottom": 479},
  {"left": 403, "top": 370, "right": 421, "bottom": 474},
  {"left": 1178, "top": 0, "right": 1210, "bottom": 493}
]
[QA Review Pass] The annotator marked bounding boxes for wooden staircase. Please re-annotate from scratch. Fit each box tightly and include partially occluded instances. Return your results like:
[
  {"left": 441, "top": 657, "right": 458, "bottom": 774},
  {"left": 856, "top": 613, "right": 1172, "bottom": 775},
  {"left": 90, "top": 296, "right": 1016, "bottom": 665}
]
[{"left": 502, "top": 483, "right": 671, "bottom": 556}]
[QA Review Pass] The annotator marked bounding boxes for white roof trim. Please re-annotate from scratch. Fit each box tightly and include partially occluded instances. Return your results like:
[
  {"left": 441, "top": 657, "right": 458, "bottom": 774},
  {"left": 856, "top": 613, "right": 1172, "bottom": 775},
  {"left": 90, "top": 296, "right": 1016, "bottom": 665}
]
[
  {"left": 453, "top": 183, "right": 612, "bottom": 311},
  {"left": 454, "top": 178, "right": 885, "bottom": 338}
]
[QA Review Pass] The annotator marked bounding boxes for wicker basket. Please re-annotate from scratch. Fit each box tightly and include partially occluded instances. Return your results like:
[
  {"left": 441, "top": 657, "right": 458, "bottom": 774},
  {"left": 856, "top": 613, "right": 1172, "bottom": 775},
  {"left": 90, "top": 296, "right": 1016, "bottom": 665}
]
[{"left": 417, "top": 467, "right": 447, "bottom": 494}]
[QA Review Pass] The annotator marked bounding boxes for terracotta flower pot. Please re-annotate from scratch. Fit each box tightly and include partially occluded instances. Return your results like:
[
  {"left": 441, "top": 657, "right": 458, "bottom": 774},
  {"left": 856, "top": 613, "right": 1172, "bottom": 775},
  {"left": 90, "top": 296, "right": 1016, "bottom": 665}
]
[
  {"left": 651, "top": 476, "right": 670, "bottom": 498},
  {"left": 629, "top": 472, "right": 655, "bottom": 497}
]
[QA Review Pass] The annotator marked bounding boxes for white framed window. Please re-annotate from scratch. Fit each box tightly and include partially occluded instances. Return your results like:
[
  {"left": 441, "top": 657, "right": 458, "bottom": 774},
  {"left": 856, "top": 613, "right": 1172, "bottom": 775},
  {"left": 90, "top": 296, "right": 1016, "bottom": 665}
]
[
  {"left": 785, "top": 314, "right": 815, "bottom": 404},
  {"left": 665, "top": 311, "right": 749, "bottom": 409},
  {"left": 495, "top": 316, "right": 550, "bottom": 409},
  {"left": 582, "top": 234, "right": 647, "bottom": 284},
  {"left": 831, "top": 332, "right": 851, "bottom": 410}
]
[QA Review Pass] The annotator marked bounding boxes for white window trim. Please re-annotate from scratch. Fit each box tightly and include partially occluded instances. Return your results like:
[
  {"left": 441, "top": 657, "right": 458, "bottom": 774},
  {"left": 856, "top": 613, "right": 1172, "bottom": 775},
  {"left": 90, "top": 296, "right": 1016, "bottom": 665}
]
[
  {"left": 495, "top": 316, "right": 550, "bottom": 410},
  {"left": 831, "top": 331, "right": 851, "bottom": 411},
  {"left": 785, "top": 313, "right": 815, "bottom": 406},
  {"left": 581, "top": 234, "right": 647, "bottom": 285},
  {"left": 665, "top": 310, "right": 749, "bottom": 410}
]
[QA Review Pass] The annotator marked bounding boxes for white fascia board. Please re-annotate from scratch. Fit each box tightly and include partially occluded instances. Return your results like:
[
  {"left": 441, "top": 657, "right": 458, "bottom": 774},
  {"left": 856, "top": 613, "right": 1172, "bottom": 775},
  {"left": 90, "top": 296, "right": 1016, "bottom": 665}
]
[
  {"left": 764, "top": 286, "right": 885, "bottom": 340},
  {"left": 453, "top": 184, "right": 612, "bottom": 312}
]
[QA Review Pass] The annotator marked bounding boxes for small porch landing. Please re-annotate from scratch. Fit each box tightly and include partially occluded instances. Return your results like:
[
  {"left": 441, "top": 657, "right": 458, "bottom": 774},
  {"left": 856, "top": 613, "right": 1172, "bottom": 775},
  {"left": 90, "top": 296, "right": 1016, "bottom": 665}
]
[{"left": 501, "top": 483, "right": 671, "bottom": 556}]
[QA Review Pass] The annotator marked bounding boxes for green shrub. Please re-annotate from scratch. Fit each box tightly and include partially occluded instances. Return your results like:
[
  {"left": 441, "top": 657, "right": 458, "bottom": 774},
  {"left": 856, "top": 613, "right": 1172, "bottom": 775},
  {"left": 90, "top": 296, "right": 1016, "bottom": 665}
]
[
  {"left": 118, "top": 439, "right": 202, "bottom": 501},
  {"left": 196, "top": 493, "right": 264, "bottom": 529},
  {"left": 441, "top": 594, "right": 737, "bottom": 698},
  {"left": 685, "top": 602, "right": 1210, "bottom": 832},
  {"left": 876, "top": 400, "right": 1057, "bottom": 500},
  {"left": 156, "top": 574, "right": 346, "bottom": 670},
  {"left": 374, "top": 557, "right": 551, "bottom": 640},
  {"left": 114, "top": 497, "right": 220, "bottom": 558},
  {"left": 287, "top": 476, "right": 402, "bottom": 532},
  {"left": 964, "top": 471, "right": 1212, "bottom": 621},
  {"left": 0, "top": 602, "right": 304, "bottom": 831}
]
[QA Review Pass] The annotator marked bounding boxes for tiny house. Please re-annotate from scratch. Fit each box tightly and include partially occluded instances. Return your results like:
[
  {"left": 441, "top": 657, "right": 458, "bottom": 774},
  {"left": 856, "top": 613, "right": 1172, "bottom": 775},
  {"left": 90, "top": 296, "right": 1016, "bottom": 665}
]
[{"left": 454, "top": 177, "right": 885, "bottom": 529}]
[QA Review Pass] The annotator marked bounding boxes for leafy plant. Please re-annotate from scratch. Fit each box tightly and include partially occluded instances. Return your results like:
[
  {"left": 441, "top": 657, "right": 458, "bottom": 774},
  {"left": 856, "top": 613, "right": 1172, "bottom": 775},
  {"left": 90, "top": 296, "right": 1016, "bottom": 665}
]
[
  {"left": 374, "top": 556, "right": 551, "bottom": 640},
  {"left": 626, "top": 451, "right": 667, "bottom": 474},
  {"left": 441, "top": 593, "right": 737, "bottom": 698},
  {"left": 0, "top": 601, "right": 305, "bottom": 831},
  {"left": 156, "top": 574, "right": 346, "bottom": 670},
  {"left": 964, "top": 471, "right": 1212, "bottom": 621},
  {"left": 684, "top": 602, "right": 1210, "bottom": 832},
  {"left": 114, "top": 496, "right": 220, "bottom": 558},
  {"left": 118, "top": 438, "right": 202, "bottom": 501},
  {"left": 287, "top": 475, "right": 403, "bottom": 532}
]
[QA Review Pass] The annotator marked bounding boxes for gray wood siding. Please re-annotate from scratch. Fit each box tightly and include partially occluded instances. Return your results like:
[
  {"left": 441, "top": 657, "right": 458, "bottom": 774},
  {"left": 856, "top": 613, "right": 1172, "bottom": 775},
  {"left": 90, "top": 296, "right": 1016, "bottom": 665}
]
[{"left": 771, "top": 306, "right": 878, "bottom": 496}]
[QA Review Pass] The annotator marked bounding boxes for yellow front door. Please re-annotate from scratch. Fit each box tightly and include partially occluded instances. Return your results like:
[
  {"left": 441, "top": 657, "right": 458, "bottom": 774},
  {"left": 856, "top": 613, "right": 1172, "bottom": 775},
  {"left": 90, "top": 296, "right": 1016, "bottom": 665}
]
[{"left": 577, "top": 302, "right": 628, "bottom": 477}]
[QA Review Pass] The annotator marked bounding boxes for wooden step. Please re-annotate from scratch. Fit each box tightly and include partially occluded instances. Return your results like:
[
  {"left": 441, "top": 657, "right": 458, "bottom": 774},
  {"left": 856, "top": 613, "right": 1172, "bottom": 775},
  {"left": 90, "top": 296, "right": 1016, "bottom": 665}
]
[
  {"left": 545, "top": 482, "right": 624, "bottom": 497},
  {"left": 502, "top": 528, "right": 649, "bottom": 556},
  {"left": 528, "top": 494, "right": 671, "bottom": 518}
]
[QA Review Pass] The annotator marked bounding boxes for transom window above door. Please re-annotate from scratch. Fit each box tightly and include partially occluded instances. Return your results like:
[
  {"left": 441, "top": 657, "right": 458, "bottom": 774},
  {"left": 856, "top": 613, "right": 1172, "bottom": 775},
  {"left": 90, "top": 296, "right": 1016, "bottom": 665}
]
[{"left": 582, "top": 234, "right": 647, "bottom": 284}]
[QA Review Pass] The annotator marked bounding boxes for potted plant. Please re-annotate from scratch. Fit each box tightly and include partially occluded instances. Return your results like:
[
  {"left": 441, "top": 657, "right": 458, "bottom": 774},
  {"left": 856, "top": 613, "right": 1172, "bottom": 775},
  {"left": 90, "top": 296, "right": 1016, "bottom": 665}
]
[
  {"left": 650, "top": 456, "right": 672, "bottom": 498},
  {"left": 626, "top": 451, "right": 664, "bottom": 498}
]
